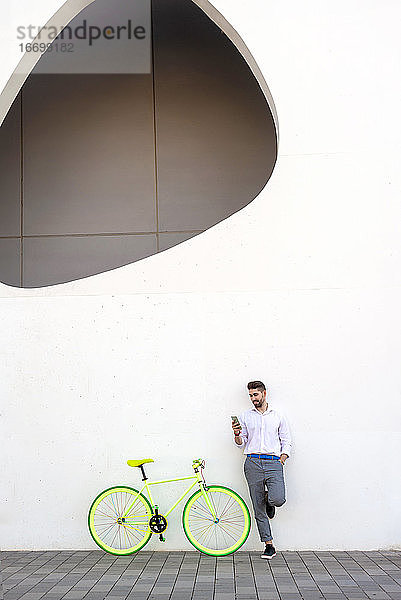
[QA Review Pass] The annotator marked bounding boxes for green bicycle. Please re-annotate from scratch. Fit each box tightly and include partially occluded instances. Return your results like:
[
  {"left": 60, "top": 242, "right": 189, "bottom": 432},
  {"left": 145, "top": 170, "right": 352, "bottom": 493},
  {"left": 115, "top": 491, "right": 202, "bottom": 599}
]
[{"left": 88, "top": 458, "right": 251, "bottom": 557}]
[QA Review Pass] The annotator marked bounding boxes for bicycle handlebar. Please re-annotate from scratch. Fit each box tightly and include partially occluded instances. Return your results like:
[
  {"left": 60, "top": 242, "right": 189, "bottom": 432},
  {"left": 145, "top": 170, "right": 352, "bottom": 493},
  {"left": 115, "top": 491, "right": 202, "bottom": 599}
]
[{"left": 192, "top": 458, "right": 205, "bottom": 469}]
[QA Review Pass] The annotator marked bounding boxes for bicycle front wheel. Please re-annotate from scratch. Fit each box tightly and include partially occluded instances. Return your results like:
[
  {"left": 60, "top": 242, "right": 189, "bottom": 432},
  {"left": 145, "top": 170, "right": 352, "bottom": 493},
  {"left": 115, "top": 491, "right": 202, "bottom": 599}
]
[
  {"left": 182, "top": 485, "right": 250, "bottom": 556},
  {"left": 88, "top": 486, "right": 152, "bottom": 555}
]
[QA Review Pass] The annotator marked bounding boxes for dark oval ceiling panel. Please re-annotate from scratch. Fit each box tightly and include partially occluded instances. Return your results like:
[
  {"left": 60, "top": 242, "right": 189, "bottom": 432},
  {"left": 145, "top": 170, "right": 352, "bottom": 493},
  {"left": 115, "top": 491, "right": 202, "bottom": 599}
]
[{"left": 0, "top": 0, "right": 277, "bottom": 288}]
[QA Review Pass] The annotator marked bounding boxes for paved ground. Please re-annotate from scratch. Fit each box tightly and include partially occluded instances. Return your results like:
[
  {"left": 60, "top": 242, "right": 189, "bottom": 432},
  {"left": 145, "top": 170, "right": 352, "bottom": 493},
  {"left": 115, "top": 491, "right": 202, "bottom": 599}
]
[{"left": 1, "top": 550, "right": 400, "bottom": 600}]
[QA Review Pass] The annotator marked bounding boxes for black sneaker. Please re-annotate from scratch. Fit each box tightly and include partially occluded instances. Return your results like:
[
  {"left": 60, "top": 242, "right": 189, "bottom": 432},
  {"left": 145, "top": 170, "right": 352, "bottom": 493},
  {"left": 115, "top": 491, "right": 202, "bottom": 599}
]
[
  {"left": 264, "top": 491, "right": 275, "bottom": 519},
  {"left": 261, "top": 544, "right": 277, "bottom": 559}
]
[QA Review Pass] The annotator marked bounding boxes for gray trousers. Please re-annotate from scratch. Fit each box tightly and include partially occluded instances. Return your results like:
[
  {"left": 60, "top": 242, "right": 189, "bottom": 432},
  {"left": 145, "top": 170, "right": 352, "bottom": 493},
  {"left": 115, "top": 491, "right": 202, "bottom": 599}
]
[{"left": 243, "top": 456, "right": 286, "bottom": 542}]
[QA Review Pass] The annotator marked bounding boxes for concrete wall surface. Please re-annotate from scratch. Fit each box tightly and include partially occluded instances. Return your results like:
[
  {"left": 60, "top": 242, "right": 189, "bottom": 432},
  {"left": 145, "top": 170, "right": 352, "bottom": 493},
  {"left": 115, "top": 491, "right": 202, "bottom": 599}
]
[{"left": 1, "top": 0, "right": 400, "bottom": 550}]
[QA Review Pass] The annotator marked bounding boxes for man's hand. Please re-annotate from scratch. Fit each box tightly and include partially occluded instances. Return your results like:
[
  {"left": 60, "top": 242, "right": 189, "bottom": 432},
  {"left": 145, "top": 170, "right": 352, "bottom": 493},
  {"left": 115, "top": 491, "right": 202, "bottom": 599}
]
[
  {"left": 232, "top": 421, "right": 242, "bottom": 437},
  {"left": 279, "top": 454, "right": 288, "bottom": 465}
]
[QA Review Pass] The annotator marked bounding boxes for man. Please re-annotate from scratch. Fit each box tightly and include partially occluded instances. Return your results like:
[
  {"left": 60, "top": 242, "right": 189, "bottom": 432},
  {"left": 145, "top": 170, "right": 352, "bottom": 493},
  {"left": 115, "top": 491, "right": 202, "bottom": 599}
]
[{"left": 232, "top": 380, "right": 292, "bottom": 559}]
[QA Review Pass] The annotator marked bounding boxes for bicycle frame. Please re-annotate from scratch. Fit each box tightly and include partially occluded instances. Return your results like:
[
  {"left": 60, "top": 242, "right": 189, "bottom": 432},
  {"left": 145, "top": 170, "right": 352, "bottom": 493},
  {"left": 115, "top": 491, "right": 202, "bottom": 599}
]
[{"left": 122, "top": 467, "right": 217, "bottom": 522}]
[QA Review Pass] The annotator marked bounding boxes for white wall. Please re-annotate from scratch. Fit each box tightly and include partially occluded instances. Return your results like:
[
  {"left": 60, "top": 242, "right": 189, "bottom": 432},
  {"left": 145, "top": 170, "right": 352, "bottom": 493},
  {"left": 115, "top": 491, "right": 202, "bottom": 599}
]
[{"left": 1, "top": 0, "right": 400, "bottom": 550}]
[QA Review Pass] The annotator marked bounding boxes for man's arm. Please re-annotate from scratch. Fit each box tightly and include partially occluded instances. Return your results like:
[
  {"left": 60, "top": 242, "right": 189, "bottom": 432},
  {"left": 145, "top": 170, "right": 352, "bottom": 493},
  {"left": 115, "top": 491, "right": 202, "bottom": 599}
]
[
  {"left": 278, "top": 414, "right": 292, "bottom": 463},
  {"left": 232, "top": 415, "right": 248, "bottom": 448}
]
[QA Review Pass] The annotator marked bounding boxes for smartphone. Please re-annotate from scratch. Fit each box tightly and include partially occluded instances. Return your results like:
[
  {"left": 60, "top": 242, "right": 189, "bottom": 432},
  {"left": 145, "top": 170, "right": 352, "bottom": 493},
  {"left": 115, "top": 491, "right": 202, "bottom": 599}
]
[{"left": 231, "top": 416, "right": 241, "bottom": 430}]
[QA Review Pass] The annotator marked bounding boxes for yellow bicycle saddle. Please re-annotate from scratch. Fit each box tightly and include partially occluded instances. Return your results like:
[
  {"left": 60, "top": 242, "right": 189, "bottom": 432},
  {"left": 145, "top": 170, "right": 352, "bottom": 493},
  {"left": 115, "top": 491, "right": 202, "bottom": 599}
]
[{"left": 127, "top": 459, "right": 154, "bottom": 467}]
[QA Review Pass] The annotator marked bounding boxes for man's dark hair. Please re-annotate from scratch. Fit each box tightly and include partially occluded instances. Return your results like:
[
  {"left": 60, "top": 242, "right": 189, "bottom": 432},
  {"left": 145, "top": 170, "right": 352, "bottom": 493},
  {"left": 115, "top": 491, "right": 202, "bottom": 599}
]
[{"left": 247, "top": 380, "right": 266, "bottom": 392}]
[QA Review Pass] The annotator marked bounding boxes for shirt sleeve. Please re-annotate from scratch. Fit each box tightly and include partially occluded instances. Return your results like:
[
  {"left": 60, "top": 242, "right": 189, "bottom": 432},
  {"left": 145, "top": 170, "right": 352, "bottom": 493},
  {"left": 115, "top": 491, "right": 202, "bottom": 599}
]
[
  {"left": 278, "top": 414, "right": 292, "bottom": 457},
  {"left": 233, "top": 414, "right": 248, "bottom": 448}
]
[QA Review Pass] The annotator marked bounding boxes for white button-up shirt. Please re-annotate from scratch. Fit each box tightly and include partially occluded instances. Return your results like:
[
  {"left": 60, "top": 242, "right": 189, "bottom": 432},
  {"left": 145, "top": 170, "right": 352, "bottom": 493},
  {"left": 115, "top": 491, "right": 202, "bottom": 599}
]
[{"left": 234, "top": 407, "right": 292, "bottom": 457}]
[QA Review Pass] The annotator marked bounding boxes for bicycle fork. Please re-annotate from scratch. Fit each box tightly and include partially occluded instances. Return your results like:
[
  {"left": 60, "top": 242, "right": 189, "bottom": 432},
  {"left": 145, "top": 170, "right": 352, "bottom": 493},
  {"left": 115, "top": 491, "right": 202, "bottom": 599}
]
[{"left": 194, "top": 465, "right": 218, "bottom": 522}]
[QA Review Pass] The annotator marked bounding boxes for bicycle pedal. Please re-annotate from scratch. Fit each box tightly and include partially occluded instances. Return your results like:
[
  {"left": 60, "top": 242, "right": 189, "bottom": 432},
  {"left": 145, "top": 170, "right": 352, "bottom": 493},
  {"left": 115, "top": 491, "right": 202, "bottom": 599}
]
[{"left": 159, "top": 534, "right": 165, "bottom": 542}]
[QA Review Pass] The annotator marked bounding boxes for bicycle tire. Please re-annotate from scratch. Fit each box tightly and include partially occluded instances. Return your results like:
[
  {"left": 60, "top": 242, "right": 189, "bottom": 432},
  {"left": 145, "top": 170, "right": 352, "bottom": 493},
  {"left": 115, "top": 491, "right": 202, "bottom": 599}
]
[
  {"left": 88, "top": 486, "right": 152, "bottom": 555},
  {"left": 182, "top": 485, "right": 250, "bottom": 556}
]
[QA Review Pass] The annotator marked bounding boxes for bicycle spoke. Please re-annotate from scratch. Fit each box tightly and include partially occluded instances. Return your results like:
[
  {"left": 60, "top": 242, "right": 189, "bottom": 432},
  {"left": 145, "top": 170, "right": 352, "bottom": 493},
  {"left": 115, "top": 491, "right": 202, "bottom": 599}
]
[
  {"left": 110, "top": 494, "right": 119, "bottom": 516},
  {"left": 216, "top": 522, "right": 239, "bottom": 542},
  {"left": 95, "top": 508, "right": 117, "bottom": 519},
  {"left": 123, "top": 526, "right": 143, "bottom": 543},
  {"left": 218, "top": 496, "right": 234, "bottom": 520},
  {"left": 193, "top": 501, "right": 215, "bottom": 518},
  {"left": 95, "top": 522, "right": 118, "bottom": 538}
]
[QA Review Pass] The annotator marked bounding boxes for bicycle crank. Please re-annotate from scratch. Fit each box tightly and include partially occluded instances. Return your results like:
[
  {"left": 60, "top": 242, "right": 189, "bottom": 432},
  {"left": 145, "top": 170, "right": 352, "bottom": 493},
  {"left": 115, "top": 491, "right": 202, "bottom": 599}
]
[{"left": 149, "top": 514, "right": 168, "bottom": 534}]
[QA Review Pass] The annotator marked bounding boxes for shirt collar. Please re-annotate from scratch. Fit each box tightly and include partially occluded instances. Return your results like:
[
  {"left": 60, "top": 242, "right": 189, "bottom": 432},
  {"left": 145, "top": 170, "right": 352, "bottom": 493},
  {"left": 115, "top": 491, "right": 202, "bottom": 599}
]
[{"left": 251, "top": 406, "right": 273, "bottom": 415}]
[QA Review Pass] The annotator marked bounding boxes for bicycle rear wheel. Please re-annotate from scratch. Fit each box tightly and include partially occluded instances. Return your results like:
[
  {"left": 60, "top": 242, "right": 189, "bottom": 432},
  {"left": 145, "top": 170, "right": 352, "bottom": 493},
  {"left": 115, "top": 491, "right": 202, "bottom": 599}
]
[
  {"left": 182, "top": 485, "right": 250, "bottom": 556},
  {"left": 88, "top": 486, "right": 152, "bottom": 555}
]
